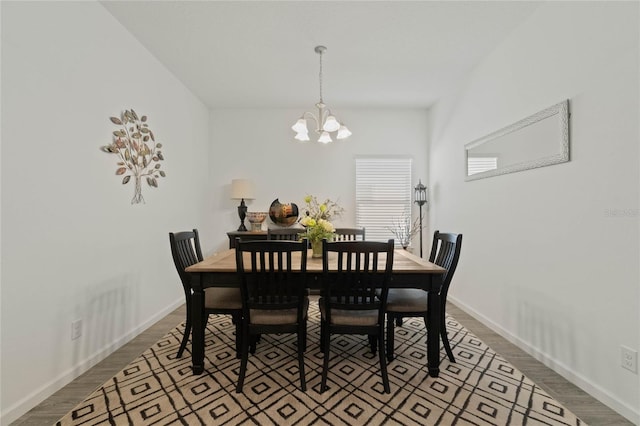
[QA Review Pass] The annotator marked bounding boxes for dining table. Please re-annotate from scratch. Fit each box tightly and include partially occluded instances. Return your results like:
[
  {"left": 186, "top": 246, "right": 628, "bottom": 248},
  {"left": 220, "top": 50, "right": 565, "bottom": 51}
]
[{"left": 185, "top": 247, "right": 447, "bottom": 377}]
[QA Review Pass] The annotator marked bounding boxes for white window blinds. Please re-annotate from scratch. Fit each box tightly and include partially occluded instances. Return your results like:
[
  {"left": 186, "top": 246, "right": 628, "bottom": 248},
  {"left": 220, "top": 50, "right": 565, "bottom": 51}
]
[
  {"left": 467, "top": 156, "right": 498, "bottom": 175},
  {"left": 355, "top": 158, "right": 412, "bottom": 243}
]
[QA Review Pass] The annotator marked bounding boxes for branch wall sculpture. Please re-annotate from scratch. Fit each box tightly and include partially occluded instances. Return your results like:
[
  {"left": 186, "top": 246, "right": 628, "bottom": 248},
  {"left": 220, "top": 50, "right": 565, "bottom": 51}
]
[{"left": 101, "top": 109, "right": 166, "bottom": 204}]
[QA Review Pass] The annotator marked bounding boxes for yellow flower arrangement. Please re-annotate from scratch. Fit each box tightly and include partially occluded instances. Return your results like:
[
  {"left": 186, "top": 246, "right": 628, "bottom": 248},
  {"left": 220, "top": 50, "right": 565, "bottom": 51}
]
[
  {"left": 298, "top": 195, "right": 344, "bottom": 256},
  {"left": 299, "top": 216, "right": 336, "bottom": 242}
]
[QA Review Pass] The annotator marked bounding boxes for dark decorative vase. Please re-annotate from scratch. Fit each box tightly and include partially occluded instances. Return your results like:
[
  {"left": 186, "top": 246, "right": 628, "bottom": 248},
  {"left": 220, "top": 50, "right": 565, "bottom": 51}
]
[{"left": 269, "top": 199, "right": 299, "bottom": 227}]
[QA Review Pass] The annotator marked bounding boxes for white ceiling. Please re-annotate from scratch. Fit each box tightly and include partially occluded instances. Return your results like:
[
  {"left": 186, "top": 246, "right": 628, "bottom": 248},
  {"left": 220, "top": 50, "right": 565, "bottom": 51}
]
[{"left": 101, "top": 1, "right": 540, "bottom": 109}]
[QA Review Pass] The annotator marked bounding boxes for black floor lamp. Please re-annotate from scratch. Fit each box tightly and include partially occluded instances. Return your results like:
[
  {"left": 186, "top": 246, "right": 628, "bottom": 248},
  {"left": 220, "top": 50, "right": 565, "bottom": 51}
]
[{"left": 414, "top": 180, "right": 427, "bottom": 258}]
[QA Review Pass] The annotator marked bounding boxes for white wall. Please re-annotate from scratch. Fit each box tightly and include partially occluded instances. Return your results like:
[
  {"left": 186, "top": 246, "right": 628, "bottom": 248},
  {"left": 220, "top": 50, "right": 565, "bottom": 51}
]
[
  {"left": 428, "top": 2, "right": 639, "bottom": 422},
  {"left": 0, "top": 2, "right": 210, "bottom": 424},
  {"left": 206, "top": 108, "right": 430, "bottom": 254}
]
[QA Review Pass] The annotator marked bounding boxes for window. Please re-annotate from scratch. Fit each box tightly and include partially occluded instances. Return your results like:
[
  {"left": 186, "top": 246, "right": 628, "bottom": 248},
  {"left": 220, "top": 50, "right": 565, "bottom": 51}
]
[
  {"left": 355, "top": 158, "right": 412, "bottom": 244},
  {"left": 467, "top": 155, "right": 498, "bottom": 175}
]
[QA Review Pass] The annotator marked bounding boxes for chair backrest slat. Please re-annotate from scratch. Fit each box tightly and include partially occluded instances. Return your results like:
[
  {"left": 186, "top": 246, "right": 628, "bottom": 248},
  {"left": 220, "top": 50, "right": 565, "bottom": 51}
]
[
  {"left": 322, "top": 239, "right": 394, "bottom": 320},
  {"left": 236, "top": 239, "right": 308, "bottom": 317},
  {"left": 333, "top": 227, "right": 366, "bottom": 241},
  {"left": 169, "top": 229, "right": 203, "bottom": 292},
  {"left": 428, "top": 230, "right": 463, "bottom": 302},
  {"left": 267, "top": 228, "right": 302, "bottom": 241}
]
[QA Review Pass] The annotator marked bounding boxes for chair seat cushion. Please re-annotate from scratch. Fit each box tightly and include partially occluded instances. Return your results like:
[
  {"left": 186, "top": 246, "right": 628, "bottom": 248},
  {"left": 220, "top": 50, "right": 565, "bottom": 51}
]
[
  {"left": 318, "top": 298, "right": 378, "bottom": 326},
  {"left": 385, "top": 289, "right": 428, "bottom": 313},
  {"left": 250, "top": 297, "right": 309, "bottom": 325},
  {"left": 204, "top": 287, "right": 242, "bottom": 310}
]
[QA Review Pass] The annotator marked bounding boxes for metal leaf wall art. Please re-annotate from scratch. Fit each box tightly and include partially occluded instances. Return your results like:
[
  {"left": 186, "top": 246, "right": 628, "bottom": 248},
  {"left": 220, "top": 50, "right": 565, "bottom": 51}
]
[{"left": 101, "top": 109, "right": 166, "bottom": 204}]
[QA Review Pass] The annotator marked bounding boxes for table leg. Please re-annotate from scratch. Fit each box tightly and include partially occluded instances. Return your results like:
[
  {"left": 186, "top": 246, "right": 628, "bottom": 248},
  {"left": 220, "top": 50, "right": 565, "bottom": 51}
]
[
  {"left": 427, "top": 276, "right": 442, "bottom": 377},
  {"left": 191, "top": 274, "right": 205, "bottom": 374}
]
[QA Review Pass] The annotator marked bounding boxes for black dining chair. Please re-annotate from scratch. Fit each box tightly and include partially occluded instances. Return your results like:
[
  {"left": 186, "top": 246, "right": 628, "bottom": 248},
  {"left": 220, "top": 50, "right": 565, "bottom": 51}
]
[
  {"left": 267, "top": 227, "right": 302, "bottom": 241},
  {"left": 319, "top": 239, "right": 394, "bottom": 394},
  {"left": 385, "top": 230, "right": 462, "bottom": 363},
  {"left": 235, "top": 239, "right": 309, "bottom": 393},
  {"left": 169, "top": 229, "right": 243, "bottom": 359},
  {"left": 333, "top": 227, "right": 366, "bottom": 241}
]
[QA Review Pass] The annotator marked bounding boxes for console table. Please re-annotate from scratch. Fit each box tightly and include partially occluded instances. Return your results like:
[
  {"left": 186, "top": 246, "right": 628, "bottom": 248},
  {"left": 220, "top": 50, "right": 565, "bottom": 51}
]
[{"left": 226, "top": 231, "right": 267, "bottom": 248}]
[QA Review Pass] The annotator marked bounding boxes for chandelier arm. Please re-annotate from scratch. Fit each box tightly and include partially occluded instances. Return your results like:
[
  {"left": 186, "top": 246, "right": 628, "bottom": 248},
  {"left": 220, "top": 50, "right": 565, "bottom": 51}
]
[
  {"left": 302, "top": 111, "right": 321, "bottom": 133},
  {"left": 321, "top": 107, "right": 339, "bottom": 132}
]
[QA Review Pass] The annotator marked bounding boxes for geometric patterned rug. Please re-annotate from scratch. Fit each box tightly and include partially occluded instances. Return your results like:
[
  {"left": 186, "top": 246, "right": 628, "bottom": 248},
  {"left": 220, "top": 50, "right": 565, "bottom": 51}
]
[{"left": 55, "top": 303, "right": 585, "bottom": 425}]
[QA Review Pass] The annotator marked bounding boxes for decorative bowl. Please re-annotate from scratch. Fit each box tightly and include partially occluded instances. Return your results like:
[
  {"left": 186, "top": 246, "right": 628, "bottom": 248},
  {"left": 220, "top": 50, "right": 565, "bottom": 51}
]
[
  {"left": 269, "top": 199, "right": 299, "bottom": 227},
  {"left": 247, "top": 211, "right": 268, "bottom": 231}
]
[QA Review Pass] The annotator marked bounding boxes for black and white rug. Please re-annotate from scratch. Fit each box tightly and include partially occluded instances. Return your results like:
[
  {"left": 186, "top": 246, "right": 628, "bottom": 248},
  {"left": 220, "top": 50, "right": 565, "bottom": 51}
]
[{"left": 56, "top": 304, "right": 585, "bottom": 425}]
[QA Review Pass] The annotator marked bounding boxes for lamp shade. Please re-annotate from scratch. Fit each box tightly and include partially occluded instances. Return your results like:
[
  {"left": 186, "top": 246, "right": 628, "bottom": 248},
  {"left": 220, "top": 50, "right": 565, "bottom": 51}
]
[
  {"left": 322, "top": 115, "right": 340, "bottom": 132},
  {"left": 231, "top": 179, "right": 255, "bottom": 200},
  {"left": 337, "top": 124, "right": 352, "bottom": 140},
  {"left": 294, "top": 132, "right": 310, "bottom": 142},
  {"left": 318, "top": 131, "right": 332, "bottom": 144},
  {"left": 291, "top": 118, "right": 308, "bottom": 133}
]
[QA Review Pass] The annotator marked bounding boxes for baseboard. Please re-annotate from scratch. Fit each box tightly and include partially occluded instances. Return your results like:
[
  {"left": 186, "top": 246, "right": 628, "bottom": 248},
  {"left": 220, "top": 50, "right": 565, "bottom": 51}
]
[
  {"left": 1, "top": 299, "right": 184, "bottom": 426},
  {"left": 449, "top": 296, "right": 640, "bottom": 425}
]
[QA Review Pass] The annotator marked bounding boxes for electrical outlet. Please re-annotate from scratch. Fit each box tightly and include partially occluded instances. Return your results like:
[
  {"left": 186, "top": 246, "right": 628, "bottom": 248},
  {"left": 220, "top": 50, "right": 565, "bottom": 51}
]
[
  {"left": 621, "top": 345, "right": 637, "bottom": 373},
  {"left": 71, "top": 319, "right": 82, "bottom": 340}
]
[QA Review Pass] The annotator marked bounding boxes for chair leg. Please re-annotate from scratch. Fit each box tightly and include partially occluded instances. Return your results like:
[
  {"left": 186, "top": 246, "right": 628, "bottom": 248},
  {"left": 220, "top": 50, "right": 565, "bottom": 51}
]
[
  {"left": 321, "top": 323, "right": 330, "bottom": 393},
  {"left": 177, "top": 319, "right": 191, "bottom": 358},
  {"left": 250, "top": 336, "right": 257, "bottom": 355},
  {"left": 441, "top": 322, "right": 455, "bottom": 363},
  {"left": 302, "top": 318, "right": 308, "bottom": 352},
  {"left": 368, "top": 334, "right": 377, "bottom": 355},
  {"left": 386, "top": 314, "right": 395, "bottom": 363},
  {"left": 319, "top": 321, "right": 325, "bottom": 352},
  {"left": 236, "top": 325, "right": 250, "bottom": 393},
  {"left": 378, "top": 332, "right": 390, "bottom": 394},
  {"left": 177, "top": 296, "right": 192, "bottom": 358},
  {"left": 298, "top": 325, "right": 307, "bottom": 391},
  {"left": 233, "top": 313, "right": 242, "bottom": 359}
]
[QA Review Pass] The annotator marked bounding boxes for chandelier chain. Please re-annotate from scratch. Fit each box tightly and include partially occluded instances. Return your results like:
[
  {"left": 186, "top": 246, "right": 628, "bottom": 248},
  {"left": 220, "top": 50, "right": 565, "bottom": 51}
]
[{"left": 318, "top": 48, "right": 323, "bottom": 104}]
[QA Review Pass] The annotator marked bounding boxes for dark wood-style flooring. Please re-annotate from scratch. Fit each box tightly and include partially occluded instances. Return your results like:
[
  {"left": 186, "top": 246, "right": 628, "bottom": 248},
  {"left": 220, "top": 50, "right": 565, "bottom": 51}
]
[{"left": 11, "top": 302, "right": 633, "bottom": 425}]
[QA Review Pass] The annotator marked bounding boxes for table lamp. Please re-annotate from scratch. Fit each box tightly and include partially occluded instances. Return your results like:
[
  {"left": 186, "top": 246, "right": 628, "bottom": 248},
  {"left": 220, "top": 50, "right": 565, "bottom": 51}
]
[{"left": 231, "top": 179, "right": 255, "bottom": 231}]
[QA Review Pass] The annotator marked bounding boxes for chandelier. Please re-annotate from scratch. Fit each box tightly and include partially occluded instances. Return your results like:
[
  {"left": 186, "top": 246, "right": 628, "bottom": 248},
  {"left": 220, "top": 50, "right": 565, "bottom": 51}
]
[{"left": 291, "top": 46, "right": 352, "bottom": 144}]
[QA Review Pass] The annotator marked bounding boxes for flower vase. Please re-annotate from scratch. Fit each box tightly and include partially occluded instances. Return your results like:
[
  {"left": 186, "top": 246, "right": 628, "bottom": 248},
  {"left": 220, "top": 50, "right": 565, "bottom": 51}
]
[{"left": 311, "top": 240, "right": 322, "bottom": 258}]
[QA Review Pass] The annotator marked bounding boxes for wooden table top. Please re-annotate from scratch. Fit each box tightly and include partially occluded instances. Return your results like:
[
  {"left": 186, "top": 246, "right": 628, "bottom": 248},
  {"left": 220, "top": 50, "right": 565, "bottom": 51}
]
[{"left": 186, "top": 248, "right": 446, "bottom": 275}]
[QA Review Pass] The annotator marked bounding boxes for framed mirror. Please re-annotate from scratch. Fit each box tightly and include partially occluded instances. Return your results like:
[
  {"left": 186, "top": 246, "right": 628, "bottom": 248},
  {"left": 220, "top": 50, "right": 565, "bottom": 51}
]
[{"left": 465, "top": 100, "right": 569, "bottom": 181}]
